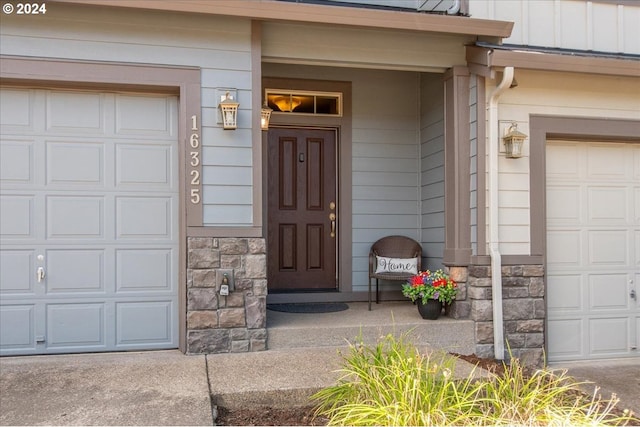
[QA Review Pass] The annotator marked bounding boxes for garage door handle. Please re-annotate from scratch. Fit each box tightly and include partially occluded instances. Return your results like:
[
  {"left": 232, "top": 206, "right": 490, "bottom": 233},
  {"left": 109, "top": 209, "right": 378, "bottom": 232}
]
[
  {"left": 37, "top": 267, "right": 45, "bottom": 283},
  {"left": 631, "top": 289, "right": 637, "bottom": 300}
]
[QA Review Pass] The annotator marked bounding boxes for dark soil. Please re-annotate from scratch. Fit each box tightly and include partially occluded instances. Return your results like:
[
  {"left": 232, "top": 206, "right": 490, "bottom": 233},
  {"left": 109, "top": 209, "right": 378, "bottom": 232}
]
[{"left": 215, "top": 405, "right": 327, "bottom": 426}]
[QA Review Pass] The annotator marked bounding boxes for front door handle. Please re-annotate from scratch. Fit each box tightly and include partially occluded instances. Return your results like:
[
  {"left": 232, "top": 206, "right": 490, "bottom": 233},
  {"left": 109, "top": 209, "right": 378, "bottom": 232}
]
[
  {"left": 329, "top": 213, "right": 336, "bottom": 238},
  {"left": 37, "top": 267, "right": 46, "bottom": 283}
]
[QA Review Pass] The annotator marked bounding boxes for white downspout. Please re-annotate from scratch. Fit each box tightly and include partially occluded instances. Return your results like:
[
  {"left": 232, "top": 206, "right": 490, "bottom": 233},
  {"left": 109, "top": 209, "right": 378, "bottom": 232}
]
[
  {"left": 487, "top": 66, "right": 514, "bottom": 361},
  {"left": 446, "top": 0, "right": 461, "bottom": 15}
]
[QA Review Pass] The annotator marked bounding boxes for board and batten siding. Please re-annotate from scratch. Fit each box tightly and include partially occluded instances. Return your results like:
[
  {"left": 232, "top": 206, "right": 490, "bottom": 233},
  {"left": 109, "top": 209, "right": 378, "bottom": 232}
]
[
  {"left": 420, "top": 73, "right": 446, "bottom": 270},
  {"left": 469, "top": 0, "right": 640, "bottom": 55},
  {"left": 486, "top": 69, "right": 640, "bottom": 256},
  {"left": 0, "top": 4, "right": 256, "bottom": 226}
]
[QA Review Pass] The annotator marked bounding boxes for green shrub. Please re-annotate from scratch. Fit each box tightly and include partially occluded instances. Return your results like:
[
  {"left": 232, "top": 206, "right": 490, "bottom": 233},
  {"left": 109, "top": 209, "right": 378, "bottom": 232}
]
[{"left": 312, "top": 334, "right": 635, "bottom": 426}]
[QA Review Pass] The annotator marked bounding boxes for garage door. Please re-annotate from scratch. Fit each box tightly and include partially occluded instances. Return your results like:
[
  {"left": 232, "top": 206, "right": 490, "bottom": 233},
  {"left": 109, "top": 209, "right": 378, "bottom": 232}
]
[
  {"left": 546, "top": 140, "right": 639, "bottom": 362},
  {"left": 0, "top": 88, "right": 179, "bottom": 355}
]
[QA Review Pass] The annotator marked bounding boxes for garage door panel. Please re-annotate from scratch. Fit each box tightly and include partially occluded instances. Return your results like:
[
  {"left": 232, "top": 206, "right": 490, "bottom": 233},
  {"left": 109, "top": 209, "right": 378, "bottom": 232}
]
[
  {"left": 636, "top": 231, "right": 640, "bottom": 266},
  {"left": 547, "top": 274, "right": 582, "bottom": 311},
  {"left": 589, "top": 318, "right": 629, "bottom": 355},
  {"left": 46, "top": 91, "right": 105, "bottom": 134},
  {"left": 546, "top": 143, "right": 580, "bottom": 178},
  {"left": 0, "top": 251, "right": 34, "bottom": 294},
  {"left": 46, "top": 196, "right": 104, "bottom": 239},
  {"left": 116, "top": 249, "right": 172, "bottom": 292},
  {"left": 588, "top": 230, "right": 627, "bottom": 265},
  {"left": 547, "top": 231, "right": 581, "bottom": 267},
  {"left": 46, "top": 250, "right": 104, "bottom": 293},
  {"left": 589, "top": 274, "right": 629, "bottom": 310},
  {"left": 115, "top": 95, "right": 175, "bottom": 137},
  {"left": 46, "top": 303, "right": 105, "bottom": 348},
  {"left": 0, "top": 305, "right": 35, "bottom": 350},
  {"left": 0, "top": 140, "right": 34, "bottom": 182},
  {"left": 0, "top": 89, "right": 34, "bottom": 129},
  {"left": 116, "top": 301, "right": 172, "bottom": 345},
  {"left": 588, "top": 187, "right": 628, "bottom": 223},
  {"left": 546, "top": 186, "right": 581, "bottom": 223},
  {"left": 1, "top": 195, "right": 34, "bottom": 238},
  {"left": 116, "top": 197, "right": 172, "bottom": 238},
  {"left": 116, "top": 144, "right": 172, "bottom": 187},
  {"left": 587, "top": 144, "right": 627, "bottom": 180},
  {"left": 46, "top": 142, "right": 104, "bottom": 186},
  {"left": 548, "top": 319, "right": 583, "bottom": 359}
]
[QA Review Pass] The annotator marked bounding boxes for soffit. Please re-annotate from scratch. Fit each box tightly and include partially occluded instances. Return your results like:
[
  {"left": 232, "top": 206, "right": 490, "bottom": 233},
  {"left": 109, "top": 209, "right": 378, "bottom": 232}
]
[
  {"left": 261, "top": 21, "right": 472, "bottom": 72},
  {"left": 50, "top": 0, "right": 512, "bottom": 39}
]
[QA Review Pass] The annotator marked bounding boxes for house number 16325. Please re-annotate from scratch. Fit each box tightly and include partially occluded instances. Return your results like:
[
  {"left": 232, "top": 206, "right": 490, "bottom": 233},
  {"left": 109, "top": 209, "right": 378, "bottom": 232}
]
[{"left": 189, "top": 115, "right": 201, "bottom": 204}]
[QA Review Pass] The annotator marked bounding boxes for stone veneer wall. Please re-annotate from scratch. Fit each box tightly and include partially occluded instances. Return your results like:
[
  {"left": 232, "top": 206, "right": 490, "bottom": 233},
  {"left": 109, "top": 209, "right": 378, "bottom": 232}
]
[
  {"left": 446, "top": 264, "right": 546, "bottom": 367},
  {"left": 186, "top": 237, "right": 267, "bottom": 353}
]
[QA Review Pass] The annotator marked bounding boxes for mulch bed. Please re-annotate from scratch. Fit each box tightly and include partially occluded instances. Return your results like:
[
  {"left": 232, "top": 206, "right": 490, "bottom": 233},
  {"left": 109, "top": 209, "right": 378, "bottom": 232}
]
[{"left": 215, "top": 405, "right": 326, "bottom": 426}]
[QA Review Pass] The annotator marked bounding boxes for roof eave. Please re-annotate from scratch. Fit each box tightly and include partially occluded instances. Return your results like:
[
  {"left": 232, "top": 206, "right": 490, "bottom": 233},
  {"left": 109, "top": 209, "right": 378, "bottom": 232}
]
[
  {"left": 49, "top": 0, "right": 513, "bottom": 38},
  {"left": 467, "top": 45, "right": 640, "bottom": 78}
]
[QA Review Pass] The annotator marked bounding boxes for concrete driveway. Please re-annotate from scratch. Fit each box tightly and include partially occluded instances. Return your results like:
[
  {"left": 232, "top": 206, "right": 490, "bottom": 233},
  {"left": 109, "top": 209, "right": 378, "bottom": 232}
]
[
  {"left": 550, "top": 357, "right": 640, "bottom": 418},
  {"left": 0, "top": 351, "right": 213, "bottom": 426}
]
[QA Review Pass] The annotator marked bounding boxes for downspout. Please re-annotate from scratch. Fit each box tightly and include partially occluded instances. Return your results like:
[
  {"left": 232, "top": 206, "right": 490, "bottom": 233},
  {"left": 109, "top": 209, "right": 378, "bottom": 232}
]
[
  {"left": 487, "top": 66, "right": 514, "bottom": 361},
  {"left": 446, "top": 0, "right": 461, "bottom": 15}
]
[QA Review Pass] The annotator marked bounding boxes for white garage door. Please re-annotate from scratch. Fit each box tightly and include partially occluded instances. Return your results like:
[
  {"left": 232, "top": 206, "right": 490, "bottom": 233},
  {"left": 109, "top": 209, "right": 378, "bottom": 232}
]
[
  {"left": 546, "top": 140, "right": 639, "bottom": 362},
  {"left": 0, "top": 88, "right": 179, "bottom": 355}
]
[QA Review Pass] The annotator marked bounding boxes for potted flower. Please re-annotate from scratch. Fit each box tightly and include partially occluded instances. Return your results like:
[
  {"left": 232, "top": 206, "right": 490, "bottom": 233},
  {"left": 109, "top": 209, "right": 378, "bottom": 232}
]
[{"left": 401, "top": 269, "right": 457, "bottom": 319}]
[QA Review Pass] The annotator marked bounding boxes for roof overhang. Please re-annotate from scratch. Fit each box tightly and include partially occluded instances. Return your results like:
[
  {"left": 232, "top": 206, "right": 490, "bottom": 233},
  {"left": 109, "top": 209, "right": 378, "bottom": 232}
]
[
  {"left": 467, "top": 43, "right": 640, "bottom": 78},
  {"left": 49, "top": 0, "right": 513, "bottom": 39}
]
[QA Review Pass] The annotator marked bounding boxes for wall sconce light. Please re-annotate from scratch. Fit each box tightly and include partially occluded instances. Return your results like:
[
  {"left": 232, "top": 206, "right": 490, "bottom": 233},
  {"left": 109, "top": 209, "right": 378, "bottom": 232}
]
[
  {"left": 218, "top": 91, "right": 240, "bottom": 130},
  {"left": 260, "top": 102, "right": 273, "bottom": 130},
  {"left": 502, "top": 122, "right": 527, "bottom": 158}
]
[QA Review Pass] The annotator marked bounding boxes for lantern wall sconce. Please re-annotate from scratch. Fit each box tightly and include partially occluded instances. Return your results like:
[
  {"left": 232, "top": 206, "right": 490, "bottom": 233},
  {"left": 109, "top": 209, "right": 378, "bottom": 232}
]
[
  {"left": 218, "top": 91, "right": 240, "bottom": 130},
  {"left": 260, "top": 102, "right": 273, "bottom": 130},
  {"left": 502, "top": 122, "right": 527, "bottom": 158}
]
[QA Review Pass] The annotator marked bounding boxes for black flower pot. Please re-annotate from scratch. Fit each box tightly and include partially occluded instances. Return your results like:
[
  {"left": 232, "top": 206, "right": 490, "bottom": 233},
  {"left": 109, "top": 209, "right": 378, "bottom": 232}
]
[{"left": 417, "top": 299, "right": 442, "bottom": 320}]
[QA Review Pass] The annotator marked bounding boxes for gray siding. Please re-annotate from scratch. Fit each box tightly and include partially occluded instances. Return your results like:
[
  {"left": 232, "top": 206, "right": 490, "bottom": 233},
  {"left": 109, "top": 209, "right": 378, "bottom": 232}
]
[
  {"left": 0, "top": 4, "right": 256, "bottom": 226},
  {"left": 420, "top": 74, "right": 446, "bottom": 270}
]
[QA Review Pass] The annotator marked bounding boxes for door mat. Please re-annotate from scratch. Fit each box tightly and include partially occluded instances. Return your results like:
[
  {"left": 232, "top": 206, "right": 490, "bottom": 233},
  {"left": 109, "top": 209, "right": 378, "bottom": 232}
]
[{"left": 267, "top": 302, "right": 349, "bottom": 313}]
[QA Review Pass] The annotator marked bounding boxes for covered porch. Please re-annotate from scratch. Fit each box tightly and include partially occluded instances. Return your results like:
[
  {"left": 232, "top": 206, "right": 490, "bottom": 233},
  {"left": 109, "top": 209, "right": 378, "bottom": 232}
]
[{"left": 266, "top": 301, "right": 475, "bottom": 355}]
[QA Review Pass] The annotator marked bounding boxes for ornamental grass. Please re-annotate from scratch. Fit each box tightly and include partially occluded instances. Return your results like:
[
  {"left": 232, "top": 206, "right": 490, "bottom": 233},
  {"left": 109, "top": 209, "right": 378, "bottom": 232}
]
[{"left": 312, "top": 334, "right": 636, "bottom": 426}]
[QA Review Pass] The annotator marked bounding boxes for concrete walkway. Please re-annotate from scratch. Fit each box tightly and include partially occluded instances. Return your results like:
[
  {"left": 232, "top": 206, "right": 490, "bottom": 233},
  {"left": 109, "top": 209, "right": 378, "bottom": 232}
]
[{"left": 1, "top": 347, "right": 639, "bottom": 425}]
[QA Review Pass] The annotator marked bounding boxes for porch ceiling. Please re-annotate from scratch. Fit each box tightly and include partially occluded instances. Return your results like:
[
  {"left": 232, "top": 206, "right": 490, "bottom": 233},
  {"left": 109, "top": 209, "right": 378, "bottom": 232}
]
[{"left": 50, "top": 0, "right": 513, "bottom": 39}]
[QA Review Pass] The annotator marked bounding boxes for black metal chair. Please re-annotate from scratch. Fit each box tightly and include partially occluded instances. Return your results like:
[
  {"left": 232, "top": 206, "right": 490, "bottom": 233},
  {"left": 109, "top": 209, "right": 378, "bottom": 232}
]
[{"left": 368, "top": 235, "right": 422, "bottom": 310}]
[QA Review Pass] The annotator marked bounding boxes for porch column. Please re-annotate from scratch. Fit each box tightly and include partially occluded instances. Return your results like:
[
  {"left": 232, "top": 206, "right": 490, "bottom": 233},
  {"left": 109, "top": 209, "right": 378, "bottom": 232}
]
[{"left": 443, "top": 66, "right": 472, "bottom": 265}]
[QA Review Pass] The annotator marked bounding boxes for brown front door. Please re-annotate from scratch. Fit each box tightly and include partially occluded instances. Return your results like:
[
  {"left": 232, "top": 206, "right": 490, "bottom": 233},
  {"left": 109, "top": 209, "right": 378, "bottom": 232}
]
[{"left": 267, "top": 128, "right": 337, "bottom": 292}]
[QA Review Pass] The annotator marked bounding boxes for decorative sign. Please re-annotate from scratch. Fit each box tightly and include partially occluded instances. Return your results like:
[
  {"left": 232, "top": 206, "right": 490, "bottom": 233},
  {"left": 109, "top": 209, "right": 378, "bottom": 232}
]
[
  {"left": 375, "top": 256, "right": 418, "bottom": 275},
  {"left": 189, "top": 114, "right": 201, "bottom": 205}
]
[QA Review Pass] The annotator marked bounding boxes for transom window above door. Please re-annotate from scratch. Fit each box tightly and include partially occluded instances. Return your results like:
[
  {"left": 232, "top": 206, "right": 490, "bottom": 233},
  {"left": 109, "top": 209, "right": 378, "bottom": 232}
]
[{"left": 265, "top": 89, "right": 342, "bottom": 116}]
